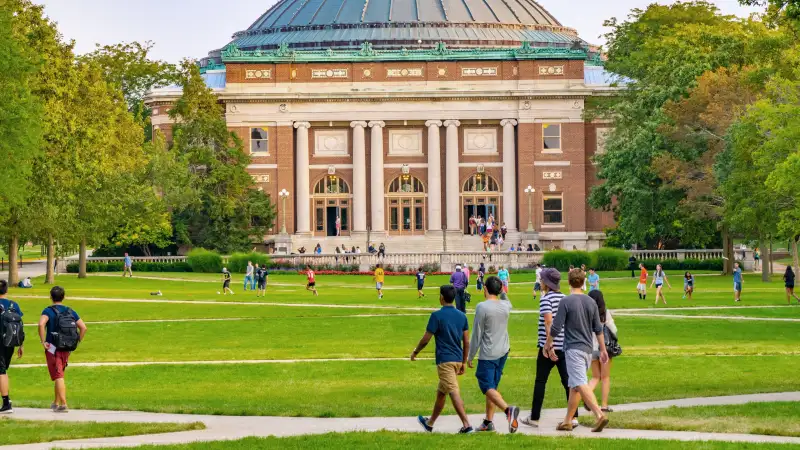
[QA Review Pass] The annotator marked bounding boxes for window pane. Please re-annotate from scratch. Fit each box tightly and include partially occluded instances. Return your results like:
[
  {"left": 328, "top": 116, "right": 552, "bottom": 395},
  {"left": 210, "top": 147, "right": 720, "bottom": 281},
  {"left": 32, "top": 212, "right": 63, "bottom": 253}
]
[
  {"left": 543, "top": 124, "right": 560, "bottom": 137},
  {"left": 250, "top": 128, "right": 268, "bottom": 153},
  {"left": 340, "top": 208, "right": 349, "bottom": 230},
  {"left": 415, "top": 207, "right": 424, "bottom": 230},
  {"left": 403, "top": 207, "right": 411, "bottom": 230},
  {"left": 390, "top": 207, "right": 399, "bottom": 230},
  {"left": 543, "top": 198, "right": 562, "bottom": 211},
  {"left": 544, "top": 137, "right": 560, "bottom": 150},
  {"left": 543, "top": 211, "right": 563, "bottom": 224},
  {"left": 251, "top": 128, "right": 268, "bottom": 140},
  {"left": 315, "top": 208, "right": 324, "bottom": 231}
]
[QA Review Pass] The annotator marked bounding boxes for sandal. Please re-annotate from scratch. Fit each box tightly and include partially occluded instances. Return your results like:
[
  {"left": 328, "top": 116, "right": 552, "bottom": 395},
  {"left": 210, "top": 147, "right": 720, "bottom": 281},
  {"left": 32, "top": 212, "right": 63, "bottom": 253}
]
[
  {"left": 592, "top": 416, "right": 609, "bottom": 433},
  {"left": 556, "top": 422, "right": 573, "bottom": 431},
  {"left": 601, "top": 407, "right": 614, "bottom": 413}
]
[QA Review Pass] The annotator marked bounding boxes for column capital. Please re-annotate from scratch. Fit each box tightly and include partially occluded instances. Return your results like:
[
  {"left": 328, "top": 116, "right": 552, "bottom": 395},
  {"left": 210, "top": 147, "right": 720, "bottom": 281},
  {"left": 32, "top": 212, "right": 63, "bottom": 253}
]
[
  {"left": 425, "top": 120, "right": 443, "bottom": 128},
  {"left": 443, "top": 120, "right": 461, "bottom": 128},
  {"left": 350, "top": 121, "right": 368, "bottom": 128},
  {"left": 501, "top": 119, "right": 519, "bottom": 127},
  {"left": 368, "top": 121, "right": 385, "bottom": 128},
  {"left": 293, "top": 121, "right": 311, "bottom": 129}
]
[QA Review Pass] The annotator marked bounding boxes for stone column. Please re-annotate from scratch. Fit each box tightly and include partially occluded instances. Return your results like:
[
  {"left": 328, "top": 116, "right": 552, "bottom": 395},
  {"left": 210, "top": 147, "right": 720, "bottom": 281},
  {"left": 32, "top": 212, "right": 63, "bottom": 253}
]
[
  {"left": 351, "top": 121, "right": 368, "bottom": 233},
  {"left": 444, "top": 120, "right": 461, "bottom": 232},
  {"left": 369, "top": 121, "right": 386, "bottom": 232},
  {"left": 501, "top": 119, "right": 518, "bottom": 232},
  {"left": 294, "top": 122, "right": 311, "bottom": 234},
  {"left": 426, "top": 120, "right": 443, "bottom": 232}
]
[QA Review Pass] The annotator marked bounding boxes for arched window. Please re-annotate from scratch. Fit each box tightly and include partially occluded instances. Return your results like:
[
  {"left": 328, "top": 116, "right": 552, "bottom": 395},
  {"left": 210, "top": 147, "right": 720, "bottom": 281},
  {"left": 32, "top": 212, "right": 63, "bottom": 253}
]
[
  {"left": 388, "top": 175, "right": 425, "bottom": 193},
  {"left": 314, "top": 175, "right": 350, "bottom": 195},
  {"left": 463, "top": 173, "right": 499, "bottom": 193}
]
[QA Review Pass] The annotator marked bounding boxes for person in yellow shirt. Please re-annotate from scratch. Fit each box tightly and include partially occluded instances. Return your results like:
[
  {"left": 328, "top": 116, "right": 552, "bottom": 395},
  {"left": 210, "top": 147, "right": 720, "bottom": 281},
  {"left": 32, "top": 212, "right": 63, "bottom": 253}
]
[{"left": 374, "top": 264, "right": 386, "bottom": 299}]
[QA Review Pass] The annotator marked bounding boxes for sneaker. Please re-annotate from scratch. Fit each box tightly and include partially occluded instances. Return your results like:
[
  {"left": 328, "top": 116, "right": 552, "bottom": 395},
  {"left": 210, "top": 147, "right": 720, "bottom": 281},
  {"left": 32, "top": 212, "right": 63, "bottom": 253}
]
[
  {"left": 459, "top": 426, "right": 474, "bottom": 434},
  {"left": 51, "top": 403, "right": 57, "bottom": 411},
  {"left": 417, "top": 415, "right": 433, "bottom": 433},
  {"left": 506, "top": 405, "right": 520, "bottom": 433},
  {"left": 55, "top": 406, "right": 69, "bottom": 414},
  {"left": 0, "top": 403, "right": 13, "bottom": 414},
  {"left": 476, "top": 421, "right": 495, "bottom": 432},
  {"left": 521, "top": 416, "right": 539, "bottom": 428},
  {"left": 572, "top": 419, "right": 580, "bottom": 428}
]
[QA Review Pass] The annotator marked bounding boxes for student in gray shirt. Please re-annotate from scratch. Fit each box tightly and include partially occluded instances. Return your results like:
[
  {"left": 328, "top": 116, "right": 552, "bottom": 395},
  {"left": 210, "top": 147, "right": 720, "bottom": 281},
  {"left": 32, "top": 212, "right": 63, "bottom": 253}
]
[
  {"left": 545, "top": 268, "right": 609, "bottom": 433},
  {"left": 467, "top": 276, "right": 520, "bottom": 434}
]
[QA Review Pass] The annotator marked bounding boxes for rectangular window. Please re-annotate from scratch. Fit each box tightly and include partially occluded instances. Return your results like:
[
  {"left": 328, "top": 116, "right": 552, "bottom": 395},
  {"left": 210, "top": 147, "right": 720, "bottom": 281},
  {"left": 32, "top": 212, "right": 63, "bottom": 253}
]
[
  {"left": 250, "top": 128, "right": 268, "bottom": 154},
  {"left": 340, "top": 208, "right": 349, "bottom": 231},
  {"left": 543, "top": 124, "right": 561, "bottom": 152},
  {"left": 390, "top": 207, "right": 399, "bottom": 231},
  {"left": 415, "top": 206, "right": 424, "bottom": 230},
  {"left": 315, "top": 208, "right": 324, "bottom": 232},
  {"left": 543, "top": 196, "right": 563, "bottom": 224}
]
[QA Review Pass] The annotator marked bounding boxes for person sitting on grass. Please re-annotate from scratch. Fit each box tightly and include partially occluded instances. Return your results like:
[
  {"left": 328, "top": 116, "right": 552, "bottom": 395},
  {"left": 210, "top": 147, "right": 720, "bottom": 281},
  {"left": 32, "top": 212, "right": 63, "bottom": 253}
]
[
  {"left": 545, "top": 269, "right": 609, "bottom": 433},
  {"left": 18, "top": 277, "right": 33, "bottom": 289},
  {"left": 468, "top": 276, "right": 520, "bottom": 434},
  {"left": 412, "top": 285, "right": 473, "bottom": 434},
  {"left": 374, "top": 264, "right": 385, "bottom": 299},
  {"left": 38, "top": 286, "right": 87, "bottom": 413}
]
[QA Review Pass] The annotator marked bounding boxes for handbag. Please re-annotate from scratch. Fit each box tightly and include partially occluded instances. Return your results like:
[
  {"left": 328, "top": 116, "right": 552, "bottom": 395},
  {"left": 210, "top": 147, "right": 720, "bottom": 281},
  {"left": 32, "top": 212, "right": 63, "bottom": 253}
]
[
  {"left": 603, "top": 325, "right": 622, "bottom": 358},
  {"left": 464, "top": 291, "right": 472, "bottom": 303}
]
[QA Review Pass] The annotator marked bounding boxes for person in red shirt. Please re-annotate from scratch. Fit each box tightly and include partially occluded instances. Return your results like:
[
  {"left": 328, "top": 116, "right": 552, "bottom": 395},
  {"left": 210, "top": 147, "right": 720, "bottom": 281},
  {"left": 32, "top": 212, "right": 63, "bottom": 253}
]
[
  {"left": 305, "top": 266, "right": 319, "bottom": 296},
  {"left": 637, "top": 264, "right": 648, "bottom": 301}
]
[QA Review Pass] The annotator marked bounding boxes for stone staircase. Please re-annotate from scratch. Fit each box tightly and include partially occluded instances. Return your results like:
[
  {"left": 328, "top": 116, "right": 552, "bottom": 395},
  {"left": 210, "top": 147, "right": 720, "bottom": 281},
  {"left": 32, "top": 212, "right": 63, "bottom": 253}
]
[{"left": 288, "top": 231, "right": 525, "bottom": 254}]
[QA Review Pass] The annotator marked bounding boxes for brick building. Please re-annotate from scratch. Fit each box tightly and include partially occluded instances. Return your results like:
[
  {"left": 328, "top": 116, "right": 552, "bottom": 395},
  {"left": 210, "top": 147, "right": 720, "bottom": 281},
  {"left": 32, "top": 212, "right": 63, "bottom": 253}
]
[{"left": 147, "top": 0, "right": 620, "bottom": 252}]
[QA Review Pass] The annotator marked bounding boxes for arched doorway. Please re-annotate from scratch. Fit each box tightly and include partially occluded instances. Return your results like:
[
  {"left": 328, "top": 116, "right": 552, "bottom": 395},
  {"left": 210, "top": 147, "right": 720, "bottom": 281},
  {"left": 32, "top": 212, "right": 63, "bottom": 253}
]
[
  {"left": 462, "top": 173, "right": 501, "bottom": 234},
  {"left": 387, "top": 175, "right": 426, "bottom": 235},
  {"left": 312, "top": 175, "right": 352, "bottom": 237}
]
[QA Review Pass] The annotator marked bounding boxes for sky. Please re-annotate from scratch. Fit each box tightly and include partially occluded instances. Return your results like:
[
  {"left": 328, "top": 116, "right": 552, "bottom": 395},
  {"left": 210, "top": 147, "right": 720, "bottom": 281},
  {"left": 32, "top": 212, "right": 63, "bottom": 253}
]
[{"left": 37, "top": 0, "right": 761, "bottom": 63}]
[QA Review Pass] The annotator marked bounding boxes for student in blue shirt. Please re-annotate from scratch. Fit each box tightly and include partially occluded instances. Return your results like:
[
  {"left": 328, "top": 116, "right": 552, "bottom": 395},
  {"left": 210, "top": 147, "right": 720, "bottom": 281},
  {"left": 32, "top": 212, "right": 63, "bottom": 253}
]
[
  {"left": 416, "top": 268, "right": 426, "bottom": 299},
  {"left": 497, "top": 266, "right": 510, "bottom": 293},
  {"left": 733, "top": 262, "right": 743, "bottom": 302},
  {"left": 587, "top": 269, "right": 600, "bottom": 292},
  {"left": 122, "top": 253, "right": 133, "bottom": 278},
  {"left": 411, "top": 286, "right": 472, "bottom": 434}
]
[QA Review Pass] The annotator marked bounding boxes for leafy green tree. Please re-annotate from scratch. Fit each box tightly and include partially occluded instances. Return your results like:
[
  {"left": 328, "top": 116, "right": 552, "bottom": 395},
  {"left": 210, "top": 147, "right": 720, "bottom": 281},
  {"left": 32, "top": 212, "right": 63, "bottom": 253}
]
[
  {"left": 0, "top": 3, "right": 42, "bottom": 284},
  {"left": 168, "top": 62, "right": 275, "bottom": 253}
]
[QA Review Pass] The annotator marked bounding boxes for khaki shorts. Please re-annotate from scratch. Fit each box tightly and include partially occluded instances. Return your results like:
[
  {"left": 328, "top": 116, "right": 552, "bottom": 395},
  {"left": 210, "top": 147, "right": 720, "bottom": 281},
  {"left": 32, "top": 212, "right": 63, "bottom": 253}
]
[{"left": 437, "top": 362, "right": 462, "bottom": 394}]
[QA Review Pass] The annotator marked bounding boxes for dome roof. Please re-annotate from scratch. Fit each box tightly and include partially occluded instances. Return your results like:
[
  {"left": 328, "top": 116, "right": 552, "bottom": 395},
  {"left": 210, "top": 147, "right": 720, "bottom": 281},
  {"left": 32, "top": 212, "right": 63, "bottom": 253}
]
[{"left": 225, "top": 0, "right": 581, "bottom": 52}]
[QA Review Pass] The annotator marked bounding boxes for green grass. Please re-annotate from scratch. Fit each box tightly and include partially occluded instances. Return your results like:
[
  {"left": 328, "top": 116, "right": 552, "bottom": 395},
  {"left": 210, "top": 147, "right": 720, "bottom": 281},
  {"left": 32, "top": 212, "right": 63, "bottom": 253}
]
[
  {"left": 9, "top": 356, "right": 800, "bottom": 417},
  {"left": 0, "top": 417, "right": 204, "bottom": 445},
  {"left": 623, "top": 307, "right": 800, "bottom": 319},
  {"left": 580, "top": 402, "right": 800, "bottom": 437},
  {"left": 0, "top": 244, "right": 45, "bottom": 261},
  {"left": 103, "top": 432, "right": 800, "bottom": 449}
]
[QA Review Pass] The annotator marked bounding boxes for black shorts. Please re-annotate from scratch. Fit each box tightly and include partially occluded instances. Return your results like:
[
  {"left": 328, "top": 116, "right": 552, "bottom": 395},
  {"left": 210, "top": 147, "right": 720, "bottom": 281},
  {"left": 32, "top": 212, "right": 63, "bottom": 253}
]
[
  {"left": 786, "top": 282, "right": 795, "bottom": 289},
  {"left": 0, "top": 346, "right": 14, "bottom": 375},
  {"left": 307, "top": 282, "right": 316, "bottom": 287},
  {"left": 223, "top": 280, "right": 231, "bottom": 289},
  {"left": 258, "top": 281, "right": 267, "bottom": 289}
]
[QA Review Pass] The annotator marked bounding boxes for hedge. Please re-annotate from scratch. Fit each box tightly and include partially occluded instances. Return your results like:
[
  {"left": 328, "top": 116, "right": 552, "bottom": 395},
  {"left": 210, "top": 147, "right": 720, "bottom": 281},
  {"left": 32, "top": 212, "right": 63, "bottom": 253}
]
[
  {"left": 638, "top": 258, "right": 723, "bottom": 271},
  {"left": 592, "top": 248, "right": 630, "bottom": 271},
  {"left": 66, "top": 261, "right": 191, "bottom": 273},
  {"left": 186, "top": 249, "right": 223, "bottom": 273},
  {"left": 542, "top": 250, "right": 592, "bottom": 272},
  {"left": 228, "top": 252, "right": 271, "bottom": 273}
]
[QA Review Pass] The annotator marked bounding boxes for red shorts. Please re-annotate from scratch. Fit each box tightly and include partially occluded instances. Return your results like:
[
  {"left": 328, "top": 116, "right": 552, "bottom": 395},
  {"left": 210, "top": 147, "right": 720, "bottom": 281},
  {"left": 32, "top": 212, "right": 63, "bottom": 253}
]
[{"left": 45, "top": 349, "right": 70, "bottom": 381}]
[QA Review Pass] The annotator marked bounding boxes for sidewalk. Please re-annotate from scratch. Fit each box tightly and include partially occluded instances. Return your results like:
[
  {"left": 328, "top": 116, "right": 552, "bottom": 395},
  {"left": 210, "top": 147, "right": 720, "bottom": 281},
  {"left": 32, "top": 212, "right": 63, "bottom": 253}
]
[
  {"left": 3, "top": 392, "right": 800, "bottom": 449},
  {"left": 0, "top": 260, "right": 51, "bottom": 282}
]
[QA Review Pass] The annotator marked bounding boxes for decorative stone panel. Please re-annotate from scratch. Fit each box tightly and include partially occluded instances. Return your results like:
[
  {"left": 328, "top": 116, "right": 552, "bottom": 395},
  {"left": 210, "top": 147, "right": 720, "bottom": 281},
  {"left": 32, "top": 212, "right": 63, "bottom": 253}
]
[
  {"left": 311, "top": 68, "right": 348, "bottom": 79},
  {"left": 245, "top": 69, "right": 272, "bottom": 79},
  {"left": 538, "top": 65, "right": 565, "bottom": 76},
  {"left": 389, "top": 130, "right": 423, "bottom": 156},
  {"left": 387, "top": 68, "right": 423, "bottom": 78},
  {"left": 462, "top": 67, "right": 498, "bottom": 77},
  {"left": 314, "top": 130, "right": 349, "bottom": 157},
  {"left": 463, "top": 129, "right": 498, "bottom": 155}
]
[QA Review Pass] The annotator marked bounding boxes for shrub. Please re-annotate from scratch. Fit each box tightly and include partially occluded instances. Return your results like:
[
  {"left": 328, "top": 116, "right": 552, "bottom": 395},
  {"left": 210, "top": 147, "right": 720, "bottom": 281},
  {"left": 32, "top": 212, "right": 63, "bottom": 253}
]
[
  {"left": 638, "top": 258, "right": 723, "bottom": 271},
  {"left": 228, "top": 252, "right": 270, "bottom": 273},
  {"left": 592, "top": 248, "right": 629, "bottom": 271},
  {"left": 542, "top": 250, "right": 592, "bottom": 271},
  {"left": 186, "top": 249, "right": 223, "bottom": 273},
  {"left": 66, "top": 261, "right": 191, "bottom": 273}
]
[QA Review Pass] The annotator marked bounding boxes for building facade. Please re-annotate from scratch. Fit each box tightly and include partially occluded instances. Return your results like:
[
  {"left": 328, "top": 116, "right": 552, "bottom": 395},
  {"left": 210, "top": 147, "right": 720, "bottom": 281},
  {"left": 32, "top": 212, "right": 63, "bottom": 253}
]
[{"left": 147, "top": 0, "right": 619, "bottom": 252}]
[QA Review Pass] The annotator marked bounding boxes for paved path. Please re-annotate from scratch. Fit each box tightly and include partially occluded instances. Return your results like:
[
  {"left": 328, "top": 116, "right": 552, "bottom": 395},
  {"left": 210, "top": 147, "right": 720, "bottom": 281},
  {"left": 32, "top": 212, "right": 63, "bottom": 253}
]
[{"left": 3, "top": 392, "right": 800, "bottom": 449}]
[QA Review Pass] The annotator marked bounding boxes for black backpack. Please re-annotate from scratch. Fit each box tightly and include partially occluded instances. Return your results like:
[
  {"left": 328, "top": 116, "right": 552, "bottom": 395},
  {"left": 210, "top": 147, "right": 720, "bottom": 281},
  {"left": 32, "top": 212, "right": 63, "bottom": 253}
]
[
  {"left": 49, "top": 306, "right": 80, "bottom": 351},
  {"left": 0, "top": 302, "right": 25, "bottom": 348},
  {"left": 604, "top": 325, "right": 622, "bottom": 358}
]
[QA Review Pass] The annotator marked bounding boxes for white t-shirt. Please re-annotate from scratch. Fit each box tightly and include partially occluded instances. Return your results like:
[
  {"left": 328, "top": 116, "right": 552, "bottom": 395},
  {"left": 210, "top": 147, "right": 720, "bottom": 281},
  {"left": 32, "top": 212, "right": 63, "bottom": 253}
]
[{"left": 535, "top": 268, "right": 543, "bottom": 283}]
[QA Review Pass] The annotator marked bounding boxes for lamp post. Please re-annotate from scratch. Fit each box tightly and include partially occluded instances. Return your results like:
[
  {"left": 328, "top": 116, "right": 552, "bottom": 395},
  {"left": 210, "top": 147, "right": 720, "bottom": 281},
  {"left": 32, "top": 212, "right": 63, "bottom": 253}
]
[
  {"left": 279, "top": 189, "right": 290, "bottom": 235},
  {"left": 524, "top": 185, "right": 536, "bottom": 232}
]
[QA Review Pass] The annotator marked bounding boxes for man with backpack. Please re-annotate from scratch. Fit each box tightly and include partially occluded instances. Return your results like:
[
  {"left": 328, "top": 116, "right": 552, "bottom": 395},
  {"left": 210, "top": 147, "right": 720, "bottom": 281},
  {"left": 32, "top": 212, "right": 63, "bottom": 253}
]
[
  {"left": 0, "top": 280, "right": 25, "bottom": 414},
  {"left": 37, "top": 286, "right": 87, "bottom": 413}
]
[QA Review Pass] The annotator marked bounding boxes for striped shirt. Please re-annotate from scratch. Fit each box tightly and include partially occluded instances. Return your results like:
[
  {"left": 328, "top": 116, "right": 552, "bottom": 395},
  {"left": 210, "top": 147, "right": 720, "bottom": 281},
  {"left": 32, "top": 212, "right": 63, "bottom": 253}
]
[{"left": 538, "top": 291, "right": 566, "bottom": 350}]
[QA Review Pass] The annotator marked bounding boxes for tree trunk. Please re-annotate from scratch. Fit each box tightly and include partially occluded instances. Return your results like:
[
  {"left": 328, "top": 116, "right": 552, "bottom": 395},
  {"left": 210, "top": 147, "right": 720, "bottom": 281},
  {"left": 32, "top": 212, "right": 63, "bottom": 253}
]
[
  {"left": 722, "top": 226, "right": 733, "bottom": 275},
  {"left": 769, "top": 238, "right": 774, "bottom": 276},
  {"left": 8, "top": 236, "right": 19, "bottom": 286},
  {"left": 759, "top": 237, "right": 770, "bottom": 282},
  {"left": 78, "top": 238, "right": 87, "bottom": 279},
  {"left": 792, "top": 237, "right": 800, "bottom": 277},
  {"left": 45, "top": 234, "right": 55, "bottom": 285}
]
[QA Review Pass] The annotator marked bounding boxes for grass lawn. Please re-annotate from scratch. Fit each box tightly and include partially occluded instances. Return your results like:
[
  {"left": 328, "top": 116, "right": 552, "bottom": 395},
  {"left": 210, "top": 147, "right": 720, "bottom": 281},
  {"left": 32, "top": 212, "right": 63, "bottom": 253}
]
[
  {"left": 0, "top": 417, "right": 203, "bottom": 445},
  {"left": 0, "top": 244, "right": 45, "bottom": 261},
  {"left": 104, "top": 432, "right": 800, "bottom": 449},
  {"left": 9, "top": 355, "right": 800, "bottom": 417},
  {"left": 623, "top": 307, "right": 800, "bottom": 319},
  {"left": 580, "top": 402, "right": 800, "bottom": 438}
]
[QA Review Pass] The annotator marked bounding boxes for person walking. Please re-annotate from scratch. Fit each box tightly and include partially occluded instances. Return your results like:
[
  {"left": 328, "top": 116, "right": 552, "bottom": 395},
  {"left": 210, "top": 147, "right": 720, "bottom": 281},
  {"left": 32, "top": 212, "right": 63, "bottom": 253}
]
[
  {"left": 335, "top": 216, "right": 341, "bottom": 236},
  {"left": 122, "top": 253, "right": 133, "bottom": 278},
  {"left": 533, "top": 264, "right": 543, "bottom": 301},
  {"left": 637, "top": 264, "right": 648, "bottom": 300},
  {"left": 463, "top": 265, "right": 471, "bottom": 289},
  {"left": 501, "top": 223, "right": 508, "bottom": 241},
  {"left": 497, "top": 266, "right": 510, "bottom": 294},
  {"left": 522, "top": 269, "right": 578, "bottom": 429},
  {"left": 477, "top": 263, "right": 486, "bottom": 292},
  {"left": 754, "top": 248, "right": 761, "bottom": 271},
  {"left": 37, "top": 286, "right": 87, "bottom": 413},
  {"left": 683, "top": 272, "right": 695, "bottom": 300},
  {"left": 221, "top": 268, "right": 234, "bottom": 295},
  {"left": 416, "top": 267, "right": 426, "bottom": 298},
  {"left": 783, "top": 266, "right": 800, "bottom": 304},
  {"left": 587, "top": 290, "right": 616, "bottom": 414},
  {"left": 255, "top": 264, "right": 268, "bottom": 298},
  {"left": 650, "top": 264, "right": 671, "bottom": 305},
  {"left": 0, "top": 280, "right": 24, "bottom": 414},
  {"left": 580, "top": 264, "right": 588, "bottom": 292},
  {"left": 469, "top": 215, "right": 477, "bottom": 236},
  {"left": 306, "top": 266, "right": 319, "bottom": 296},
  {"left": 374, "top": 264, "right": 385, "bottom": 299},
  {"left": 733, "top": 262, "right": 743, "bottom": 303},
  {"left": 545, "top": 268, "right": 609, "bottom": 433},
  {"left": 450, "top": 265, "right": 469, "bottom": 313},
  {"left": 244, "top": 261, "right": 255, "bottom": 291},
  {"left": 412, "top": 286, "right": 473, "bottom": 434},
  {"left": 587, "top": 268, "right": 600, "bottom": 292},
  {"left": 468, "top": 276, "right": 520, "bottom": 433}
]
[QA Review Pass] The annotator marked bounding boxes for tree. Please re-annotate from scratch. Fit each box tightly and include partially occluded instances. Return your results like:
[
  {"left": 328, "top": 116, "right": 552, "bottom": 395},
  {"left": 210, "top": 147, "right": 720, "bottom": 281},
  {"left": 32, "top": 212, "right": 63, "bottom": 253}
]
[
  {"left": 740, "top": 0, "right": 800, "bottom": 29},
  {"left": 168, "top": 62, "right": 275, "bottom": 254},
  {"left": 0, "top": 3, "right": 42, "bottom": 284}
]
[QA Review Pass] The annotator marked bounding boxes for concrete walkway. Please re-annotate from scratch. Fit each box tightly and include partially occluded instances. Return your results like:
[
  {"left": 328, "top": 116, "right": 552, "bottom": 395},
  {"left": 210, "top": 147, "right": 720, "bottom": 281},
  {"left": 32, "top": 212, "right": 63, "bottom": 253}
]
[{"left": 3, "top": 392, "right": 800, "bottom": 449}]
